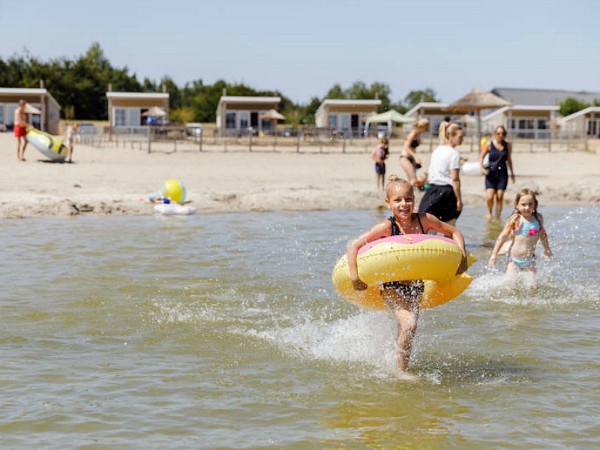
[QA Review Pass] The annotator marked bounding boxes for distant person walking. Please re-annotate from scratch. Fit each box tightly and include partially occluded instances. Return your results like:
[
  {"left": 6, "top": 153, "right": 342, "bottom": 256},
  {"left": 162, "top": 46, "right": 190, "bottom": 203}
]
[
  {"left": 14, "top": 100, "right": 29, "bottom": 161},
  {"left": 399, "top": 118, "right": 429, "bottom": 189},
  {"left": 418, "top": 121, "right": 464, "bottom": 225},
  {"left": 480, "top": 125, "right": 515, "bottom": 221}
]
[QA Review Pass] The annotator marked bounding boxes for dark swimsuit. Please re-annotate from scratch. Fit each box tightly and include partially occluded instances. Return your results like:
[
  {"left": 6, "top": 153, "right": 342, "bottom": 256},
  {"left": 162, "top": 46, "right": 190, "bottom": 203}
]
[
  {"left": 485, "top": 140, "right": 509, "bottom": 190},
  {"left": 381, "top": 215, "right": 426, "bottom": 308},
  {"left": 400, "top": 137, "right": 422, "bottom": 169}
]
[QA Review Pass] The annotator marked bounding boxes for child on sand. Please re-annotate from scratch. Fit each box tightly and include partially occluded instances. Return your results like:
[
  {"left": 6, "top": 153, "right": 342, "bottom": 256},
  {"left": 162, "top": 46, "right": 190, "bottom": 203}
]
[
  {"left": 372, "top": 136, "right": 389, "bottom": 190},
  {"left": 347, "top": 175, "right": 467, "bottom": 373},
  {"left": 488, "top": 188, "right": 552, "bottom": 286},
  {"left": 65, "top": 123, "right": 80, "bottom": 163}
]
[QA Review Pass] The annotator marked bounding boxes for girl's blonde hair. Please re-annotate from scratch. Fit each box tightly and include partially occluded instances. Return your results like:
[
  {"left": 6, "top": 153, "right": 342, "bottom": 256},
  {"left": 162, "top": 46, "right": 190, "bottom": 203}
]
[
  {"left": 438, "top": 121, "right": 463, "bottom": 145},
  {"left": 514, "top": 187, "right": 539, "bottom": 212},
  {"left": 385, "top": 174, "right": 413, "bottom": 198}
]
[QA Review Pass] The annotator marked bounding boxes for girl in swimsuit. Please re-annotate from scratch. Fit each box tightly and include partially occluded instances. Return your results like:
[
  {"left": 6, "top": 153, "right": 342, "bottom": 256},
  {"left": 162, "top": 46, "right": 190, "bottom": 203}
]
[
  {"left": 488, "top": 188, "right": 552, "bottom": 286},
  {"left": 400, "top": 118, "right": 429, "bottom": 189},
  {"left": 347, "top": 175, "right": 467, "bottom": 373}
]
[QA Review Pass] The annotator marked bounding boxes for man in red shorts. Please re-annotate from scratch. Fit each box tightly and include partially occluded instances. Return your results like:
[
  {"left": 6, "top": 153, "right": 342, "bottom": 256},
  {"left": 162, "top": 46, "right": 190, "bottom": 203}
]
[{"left": 14, "top": 100, "right": 29, "bottom": 161}]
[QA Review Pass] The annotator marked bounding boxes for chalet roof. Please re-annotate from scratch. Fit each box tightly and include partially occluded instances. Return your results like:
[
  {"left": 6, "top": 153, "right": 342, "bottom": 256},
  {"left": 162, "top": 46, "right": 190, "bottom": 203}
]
[
  {"left": 0, "top": 87, "right": 61, "bottom": 109},
  {"left": 106, "top": 92, "right": 169, "bottom": 99},
  {"left": 404, "top": 102, "right": 449, "bottom": 117},
  {"left": 218, "top": 96, "right": 281, "bottom": 104},
  {"left": 559, "top": 106, "right": 600, "bottom": 123},
  {"left": 492, "top": 88, "right": 600, "bottom": 106}
]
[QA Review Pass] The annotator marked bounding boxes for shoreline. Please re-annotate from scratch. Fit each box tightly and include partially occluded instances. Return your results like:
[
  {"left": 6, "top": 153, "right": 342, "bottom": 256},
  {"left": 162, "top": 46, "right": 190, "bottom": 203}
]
[{"left": 1, "top": 133, "right": 598, "bottom": 220}]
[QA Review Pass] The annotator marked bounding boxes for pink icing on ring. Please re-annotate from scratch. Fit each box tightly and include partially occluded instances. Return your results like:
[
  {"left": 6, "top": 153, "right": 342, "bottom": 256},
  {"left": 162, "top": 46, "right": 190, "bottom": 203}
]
[{"left": 358, "top": 234, "right": 455, "bottom": 255}]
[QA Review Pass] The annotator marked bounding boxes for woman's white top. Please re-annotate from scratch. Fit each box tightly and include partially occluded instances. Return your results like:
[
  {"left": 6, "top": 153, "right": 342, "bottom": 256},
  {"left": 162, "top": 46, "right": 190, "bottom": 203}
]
[{"left": 427, "top": 145, "right": 460, "bottom": 186}]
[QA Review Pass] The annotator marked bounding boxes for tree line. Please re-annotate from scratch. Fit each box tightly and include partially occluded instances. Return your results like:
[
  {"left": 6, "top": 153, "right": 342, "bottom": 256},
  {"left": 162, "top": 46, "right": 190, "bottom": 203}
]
[
  {"left": 1, "top": 43, "right": 440, "bottom": 125},
  {"left": 2, "top": 43, "right": 593, "bottom": 124}
]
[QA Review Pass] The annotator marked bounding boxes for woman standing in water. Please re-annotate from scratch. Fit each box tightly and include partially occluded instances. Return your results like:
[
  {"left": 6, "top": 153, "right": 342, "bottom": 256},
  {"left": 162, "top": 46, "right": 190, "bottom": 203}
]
[{"left": 480, "top": 125, "right": 515, "bottom": 220}]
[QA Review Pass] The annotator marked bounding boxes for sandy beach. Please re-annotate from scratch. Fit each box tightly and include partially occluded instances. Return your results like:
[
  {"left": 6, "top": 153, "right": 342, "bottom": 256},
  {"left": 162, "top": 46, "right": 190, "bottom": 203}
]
[{"left": 1, "top": 133, "right": 599, "bottom": 219}]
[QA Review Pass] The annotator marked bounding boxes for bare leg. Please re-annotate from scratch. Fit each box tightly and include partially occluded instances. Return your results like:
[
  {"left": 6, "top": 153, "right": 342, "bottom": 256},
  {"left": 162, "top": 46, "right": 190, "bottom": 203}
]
[
  {"left": 68, "top": 144, "right": 74, "bottom": 163},
  {"left": 393, "top": 308, "right": 419, "bottom": 371},
  {"left": 506, "top": 261, "right": 537, "bottom": 290},
  {"left": 399, "top": 157, "right": 418, "bottom": 185},
  {"left": 485, "top": 188, "right": 495, "bottom": 220},
  {"left": 382, "top": 285, "right": 421, "bottom": 372},
  {"left": 495, "top": 189, "right": 505, "bottom": 220}
]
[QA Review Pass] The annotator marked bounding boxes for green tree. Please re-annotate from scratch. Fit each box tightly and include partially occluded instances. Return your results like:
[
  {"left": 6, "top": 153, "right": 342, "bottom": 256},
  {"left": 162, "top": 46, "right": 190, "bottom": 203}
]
[
  {"left": 325, "top": 83, "right": 345, "bottom": 99},
  {"left": 323, "top": 81, "right": 393, "bottom": 112},
  {"left": 403, "top": 88, "right": 439, "bottom": 110},
  {"left": 559, "top": 97, "right": 589, "bottom": 117}
]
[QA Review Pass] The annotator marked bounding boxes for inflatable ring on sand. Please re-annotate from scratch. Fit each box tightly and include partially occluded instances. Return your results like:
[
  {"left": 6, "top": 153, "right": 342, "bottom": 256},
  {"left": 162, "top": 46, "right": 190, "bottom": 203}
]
[
  {"left": 154, "top": 203, "right": 196, "bottom": 215},
  {"left": 332, "top": 234, "right": 477, "bottom": 310},
  {"left": 26, "top": 128, "right": 68, "bottom": 161}
]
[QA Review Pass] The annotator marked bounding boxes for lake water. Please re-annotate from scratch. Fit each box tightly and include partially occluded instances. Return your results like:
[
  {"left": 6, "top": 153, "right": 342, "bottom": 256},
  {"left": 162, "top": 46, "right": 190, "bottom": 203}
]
[{"left": 1, "top": 205, "right": 599, "bottom": 449}]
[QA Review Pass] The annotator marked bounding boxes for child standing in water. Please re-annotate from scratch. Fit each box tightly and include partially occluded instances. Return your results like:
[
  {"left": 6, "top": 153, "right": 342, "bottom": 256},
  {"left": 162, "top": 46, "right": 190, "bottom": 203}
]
[
  {"left": 488, "top": 188, "right": 552, "bottom": 285},
  {"left": 347, "top": 175, "right": 467, "bottom": 373}
]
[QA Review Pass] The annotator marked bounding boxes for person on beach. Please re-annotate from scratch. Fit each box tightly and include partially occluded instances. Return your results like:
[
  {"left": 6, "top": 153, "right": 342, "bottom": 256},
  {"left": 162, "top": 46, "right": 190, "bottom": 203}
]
[
  {"left": 372, "top": 136, "right": 389, "bottom": 190},
  {"left": 480, "top": 125, "right": 515, "bottom": 220},
  {"left": 65, "top": 123, "right": 80, "bottom": 163},
  {"left": 488, "top": 188, "right": 552, "bottom": 286},
  {"left": 347, "top": 175, "right": 467, "bottom": 373},
  {"left": 14, "top": 100, "right": 29, "bottom": 161},
  {"left": 418, "top": 121, "right": 464, "bottom": 225},
  {"left": 399, "top": 118, "right": 429, "bottom": 189}
]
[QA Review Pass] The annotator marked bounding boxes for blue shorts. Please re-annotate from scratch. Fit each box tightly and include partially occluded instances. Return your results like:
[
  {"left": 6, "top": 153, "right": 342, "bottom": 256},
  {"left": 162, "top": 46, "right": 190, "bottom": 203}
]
[{"left": 375, "top": 162, "right": 386, "bottom": 175}]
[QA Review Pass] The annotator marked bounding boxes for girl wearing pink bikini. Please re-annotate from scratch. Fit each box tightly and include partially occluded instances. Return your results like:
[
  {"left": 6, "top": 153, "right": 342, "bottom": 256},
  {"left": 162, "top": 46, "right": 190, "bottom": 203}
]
[{"left": 488, "top": 188, "right": 552, "bottom": 285}]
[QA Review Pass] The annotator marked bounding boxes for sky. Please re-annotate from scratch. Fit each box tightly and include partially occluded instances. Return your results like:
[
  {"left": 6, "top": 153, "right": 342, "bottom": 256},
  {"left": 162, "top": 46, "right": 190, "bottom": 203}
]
[{"left": 1, "top": 0, "right": 599, "bottom": 105}]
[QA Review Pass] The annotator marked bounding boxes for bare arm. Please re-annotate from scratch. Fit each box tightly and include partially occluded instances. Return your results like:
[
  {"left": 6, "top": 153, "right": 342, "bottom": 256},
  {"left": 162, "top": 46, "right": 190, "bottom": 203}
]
[
  {"left": 480, "top": 141, "right": 491, "bottom": 175},
  {"left": 347, "top": 221, "right": 391, "bottom": 289},
  {"left": 506, "top": 142, "right": 516, "bottom": 183},
  {"left": 450, "top": 168, "right": 462, "bottom": 212},
  {"left": 488, "top": 218, "right": 516, "bottom": 267},
  {"left": 538, "top": 214, "right": 553, "bottom": 257},
  {"left": 422, "top": 213, "right": 467, "bottom": 273}
]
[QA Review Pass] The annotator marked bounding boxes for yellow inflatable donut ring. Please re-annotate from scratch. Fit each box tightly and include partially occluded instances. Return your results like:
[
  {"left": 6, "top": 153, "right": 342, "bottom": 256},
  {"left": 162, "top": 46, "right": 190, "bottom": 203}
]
[{"left": 332, "top": 234, "right": 477, "bottom": 310}]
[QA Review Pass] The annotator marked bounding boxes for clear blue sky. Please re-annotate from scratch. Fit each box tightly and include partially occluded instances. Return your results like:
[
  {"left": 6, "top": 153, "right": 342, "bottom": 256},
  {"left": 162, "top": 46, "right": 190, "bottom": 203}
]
[{"left": 1, "top": 0, "right": 598, "bottom": 104}]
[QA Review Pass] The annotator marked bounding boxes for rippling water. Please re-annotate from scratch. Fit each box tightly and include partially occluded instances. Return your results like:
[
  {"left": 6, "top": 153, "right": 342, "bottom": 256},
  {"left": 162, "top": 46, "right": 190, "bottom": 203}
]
[{"left": 1, "top": 205, "right": 599, "bottom": 448}]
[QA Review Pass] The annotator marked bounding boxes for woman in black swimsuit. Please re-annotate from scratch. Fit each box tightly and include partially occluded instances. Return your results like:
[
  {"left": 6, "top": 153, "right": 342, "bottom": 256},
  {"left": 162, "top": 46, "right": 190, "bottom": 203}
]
[{"left": 400, "top": 118, "right": 429, "bottom": 188}]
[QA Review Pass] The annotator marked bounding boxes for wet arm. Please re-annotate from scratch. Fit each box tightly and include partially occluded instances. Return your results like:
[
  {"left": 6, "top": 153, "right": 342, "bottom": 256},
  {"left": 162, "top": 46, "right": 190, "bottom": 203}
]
[
  {"left": 489, "top": 222, "right": 513, "bottom": 266},
  {"left": 347, "top": 222, "right": 390, "bottom": 286},
  {"left": 539, "top": 216, "right": 553, "bottom": 257}
]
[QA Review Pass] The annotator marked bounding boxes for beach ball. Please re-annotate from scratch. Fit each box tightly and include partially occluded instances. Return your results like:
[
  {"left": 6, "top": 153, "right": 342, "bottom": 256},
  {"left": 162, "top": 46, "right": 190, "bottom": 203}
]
[{"left": 161, "top": 179, "right": 187, "bottom": 204}]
